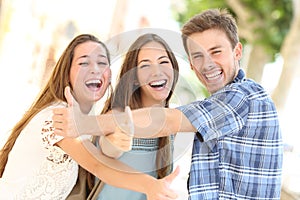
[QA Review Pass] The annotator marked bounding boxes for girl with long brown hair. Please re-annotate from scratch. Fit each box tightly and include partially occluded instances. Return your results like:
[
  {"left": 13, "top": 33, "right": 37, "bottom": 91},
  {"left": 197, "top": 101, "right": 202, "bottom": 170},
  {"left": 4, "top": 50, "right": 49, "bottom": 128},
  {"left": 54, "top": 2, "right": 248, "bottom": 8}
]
[
  {"left": 96, "top": 33, "right": 179, "bottom": 200},
  {"left": 0, "top": 33, "right": 179, "bottom": 199}
]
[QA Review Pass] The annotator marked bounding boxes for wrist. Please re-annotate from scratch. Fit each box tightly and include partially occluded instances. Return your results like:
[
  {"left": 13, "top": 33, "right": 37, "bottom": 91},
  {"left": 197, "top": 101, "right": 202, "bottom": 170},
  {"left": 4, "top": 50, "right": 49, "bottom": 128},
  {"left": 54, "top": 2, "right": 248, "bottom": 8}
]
[
  {"left": 139, "top": 175, "right": 156, "bottom": 195},
  {"left": 78, "top": 114, "right": 107, "bottom": 136},
  {"left": 100, "top": 136, "right": 124, "bottom": 158}
]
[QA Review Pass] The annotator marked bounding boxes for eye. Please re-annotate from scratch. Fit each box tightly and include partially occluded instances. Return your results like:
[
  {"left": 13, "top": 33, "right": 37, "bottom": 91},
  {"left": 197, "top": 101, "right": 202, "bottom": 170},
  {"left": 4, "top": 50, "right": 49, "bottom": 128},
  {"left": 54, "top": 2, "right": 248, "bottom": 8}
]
[
  {"left": 193, "top": 54, "right": 203, "bottom": 60},
  {"left": 192, "top": 52, "right": 204, "bottom": 58},
  {"left": 212, "top": 50, "right": 221, "bottom": 55},
  {"left": 139, "top": 64, "right": 150, "bottom": 69},
  {"left": 160, "top": 60, "right": 170, "bottom": 65},
  {"left": 79, "top": 62, "right": 88, "bottom": 66},
  {"left": 98, "top": 61, "right": 108, "bottom": 66}
]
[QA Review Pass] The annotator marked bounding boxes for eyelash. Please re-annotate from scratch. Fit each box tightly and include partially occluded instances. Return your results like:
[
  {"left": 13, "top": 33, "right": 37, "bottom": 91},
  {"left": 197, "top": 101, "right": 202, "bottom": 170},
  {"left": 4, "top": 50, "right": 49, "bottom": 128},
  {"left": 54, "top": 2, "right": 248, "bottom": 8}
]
[
  {"left": 160, "top": 60, "right": 170, "bottom": 64},
  {"left": 139, "top": 64, "right": 149, "bottom": 68},
  {"left": 79, "top": 62, "right": 108, "bottom": 66},
  {"left": 212, "top": 50, "right": 221, "bottom": 55},
  {"left": 139, "top": 61, "right": 170, "bottom": 68},
  {"left": 98, "top": 62, "right": 108, "bottom": 65},
  {"left": 193, "top": 54, "right": 203, "bottom": 58},
  {"left": 193, "top": 50, "right": 221, "bottom": 59},
  {"left": 79, "top": 62, "right": 88, "bottom": 66}
]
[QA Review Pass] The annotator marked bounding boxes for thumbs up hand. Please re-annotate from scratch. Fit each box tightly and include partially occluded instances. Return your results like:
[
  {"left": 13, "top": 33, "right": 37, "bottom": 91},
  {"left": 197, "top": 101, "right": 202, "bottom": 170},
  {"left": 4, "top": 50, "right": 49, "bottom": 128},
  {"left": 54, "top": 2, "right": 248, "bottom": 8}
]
[
  {"left": 100, "top": 106, "right": 134, "bottom": 158},
  {"left": 52, "top": 86, "right": 83, "bottom": 138},
  {"left": 64, "top": 85, "right": 77, "bottom": 107}
]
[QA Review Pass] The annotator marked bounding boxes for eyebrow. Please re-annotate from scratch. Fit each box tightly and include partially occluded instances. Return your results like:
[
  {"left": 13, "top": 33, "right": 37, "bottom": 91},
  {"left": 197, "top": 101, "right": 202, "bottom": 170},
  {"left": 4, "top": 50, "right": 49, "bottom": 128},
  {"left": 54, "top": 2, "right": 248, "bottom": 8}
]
[
  {"left": 190, "top": 45, "right": 223, "bottom": 56},
  {"left": 208, "top": 45, "right": 222, "bottom": 52},
  {"left": 76, "top": 54, "right": 107, "bottom": 61},
  {"left": 158, "top": 55, "right": 169, "bottom": 60},
  {"left": 138, "top": 55, "right": 169, "bottom": 65}
]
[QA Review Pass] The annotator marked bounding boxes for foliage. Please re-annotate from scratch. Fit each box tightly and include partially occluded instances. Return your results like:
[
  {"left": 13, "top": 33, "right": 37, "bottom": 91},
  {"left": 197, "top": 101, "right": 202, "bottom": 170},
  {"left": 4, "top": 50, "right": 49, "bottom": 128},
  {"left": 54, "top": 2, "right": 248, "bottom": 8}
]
[
  {"left": 172, "top": 0, "right": 293, "bottom": 60},
  {"left": 240, "top": 0, "right": 293, "bottom": 57},
  {"left": 173, "top": 0, "right": 228, "bottom": 24}
]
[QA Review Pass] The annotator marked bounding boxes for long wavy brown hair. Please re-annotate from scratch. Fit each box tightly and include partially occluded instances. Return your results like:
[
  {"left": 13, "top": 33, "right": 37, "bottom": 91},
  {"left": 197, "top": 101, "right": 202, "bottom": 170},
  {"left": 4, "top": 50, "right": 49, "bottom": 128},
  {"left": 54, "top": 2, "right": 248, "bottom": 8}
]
[
  {"left": 0, "top": 34, "right": 110, "bottom": 190},
  {"left": 100, "top": 33, "right": 179, "bottom": 178}
]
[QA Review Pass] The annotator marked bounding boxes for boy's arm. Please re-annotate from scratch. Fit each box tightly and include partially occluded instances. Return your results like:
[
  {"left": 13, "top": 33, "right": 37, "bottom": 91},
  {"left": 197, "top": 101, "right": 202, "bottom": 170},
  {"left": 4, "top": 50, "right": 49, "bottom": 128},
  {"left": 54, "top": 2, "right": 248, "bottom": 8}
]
[
  {"left": 53, "top": 106, "right": 196, "bottom": 138},
  {"left": 52, "top": 85, "right": 196, "bottom": 138},
  {"left": 130, "top": 107, "right": 197, "bottom": 138},
  {"left": 98, "top": 106, "right": 196, "bottom": 138}
]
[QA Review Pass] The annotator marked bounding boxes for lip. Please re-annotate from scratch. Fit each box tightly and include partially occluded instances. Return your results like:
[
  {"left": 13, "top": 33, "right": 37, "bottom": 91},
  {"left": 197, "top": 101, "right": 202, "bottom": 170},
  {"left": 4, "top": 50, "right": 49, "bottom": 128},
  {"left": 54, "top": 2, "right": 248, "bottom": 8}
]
[
  {"left": 85, "top": 78, "right": 103, "bottom": 91},
  {"left": 204, "top": 70, "right": 223, "bottom": 82},
  {"left": 148, "top": 79, "right": 167, "bottom": 89}
]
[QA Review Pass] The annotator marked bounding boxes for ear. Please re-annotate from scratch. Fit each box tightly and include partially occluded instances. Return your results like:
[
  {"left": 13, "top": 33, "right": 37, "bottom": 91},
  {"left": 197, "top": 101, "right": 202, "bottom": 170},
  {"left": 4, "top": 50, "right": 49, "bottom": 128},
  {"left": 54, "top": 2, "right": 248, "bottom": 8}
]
[
  {"left": 234, "top": 42, "right": 243, "bottom": 60},
  {"left": 190, "top": 64, "right": 194, "bottom": 71},
  {"left": 133, "top": 79, "right": 139, "bottom": 86},
  {"left": 188, "top": 57, "right": 194, "bottom": 70}
]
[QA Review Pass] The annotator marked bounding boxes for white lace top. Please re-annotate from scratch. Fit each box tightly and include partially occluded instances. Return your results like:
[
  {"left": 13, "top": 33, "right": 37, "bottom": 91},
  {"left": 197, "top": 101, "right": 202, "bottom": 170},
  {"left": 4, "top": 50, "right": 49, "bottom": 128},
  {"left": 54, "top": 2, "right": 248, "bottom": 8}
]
[{"left": 0, "top": 103, "right": 78, "bottom": 199}]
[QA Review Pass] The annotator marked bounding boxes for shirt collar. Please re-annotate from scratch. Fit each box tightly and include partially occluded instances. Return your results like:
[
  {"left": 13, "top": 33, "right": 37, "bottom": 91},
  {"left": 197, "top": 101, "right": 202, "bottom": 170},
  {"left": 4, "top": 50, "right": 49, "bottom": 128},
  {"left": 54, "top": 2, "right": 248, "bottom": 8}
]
[{"left": 232, "top": 69, "right": 245, "bottom": 83}]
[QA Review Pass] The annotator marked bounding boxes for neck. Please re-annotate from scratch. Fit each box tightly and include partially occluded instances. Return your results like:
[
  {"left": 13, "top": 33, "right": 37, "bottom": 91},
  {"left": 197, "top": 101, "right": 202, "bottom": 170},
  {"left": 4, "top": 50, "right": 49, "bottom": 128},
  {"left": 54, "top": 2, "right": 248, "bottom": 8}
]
[
  {"left": 79, "top": 104, "right": 93, "bottom": 114},
  {"left": 142, "top": 101, "right": 166, "bottom": 108}
]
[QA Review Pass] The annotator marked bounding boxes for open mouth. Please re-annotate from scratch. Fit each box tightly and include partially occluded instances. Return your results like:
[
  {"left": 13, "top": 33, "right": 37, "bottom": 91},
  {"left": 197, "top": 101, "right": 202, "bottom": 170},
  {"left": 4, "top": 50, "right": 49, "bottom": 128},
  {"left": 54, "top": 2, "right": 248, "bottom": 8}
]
[
  {"left": 85, "top": 79, "right": 102, "bottom": 89},
  {"left": 205, "top": 71, "right": 222, "bottom": 81},
  {"left": 149, "top": 79, "right": 167, "bottom": 89}
]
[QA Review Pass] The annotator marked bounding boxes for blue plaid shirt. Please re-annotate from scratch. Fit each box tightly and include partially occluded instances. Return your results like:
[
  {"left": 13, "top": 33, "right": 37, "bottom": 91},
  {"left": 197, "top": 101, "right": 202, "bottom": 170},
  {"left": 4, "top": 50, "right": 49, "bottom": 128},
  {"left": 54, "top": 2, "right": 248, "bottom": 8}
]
[{"left": 177, "top": 69, "right": 283, "bottom": 200}]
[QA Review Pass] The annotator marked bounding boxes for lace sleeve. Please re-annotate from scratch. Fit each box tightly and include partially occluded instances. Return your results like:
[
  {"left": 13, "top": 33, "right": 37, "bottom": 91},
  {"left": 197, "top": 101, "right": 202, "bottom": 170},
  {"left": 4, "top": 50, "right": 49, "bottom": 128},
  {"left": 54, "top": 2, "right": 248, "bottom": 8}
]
[
  {"left": 41, "top": 120, "right": 64, "bottom": 148},
  {"left": 16, "top": 107, "right": 78, "bottom": 199}
]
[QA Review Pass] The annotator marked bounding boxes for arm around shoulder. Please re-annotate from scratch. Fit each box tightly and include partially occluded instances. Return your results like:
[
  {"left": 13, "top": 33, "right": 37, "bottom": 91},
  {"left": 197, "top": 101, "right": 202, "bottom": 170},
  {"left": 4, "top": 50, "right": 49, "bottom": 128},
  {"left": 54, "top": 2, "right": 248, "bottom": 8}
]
[{"left": 132, "top": 107, "right": 197, "bottom": 138}]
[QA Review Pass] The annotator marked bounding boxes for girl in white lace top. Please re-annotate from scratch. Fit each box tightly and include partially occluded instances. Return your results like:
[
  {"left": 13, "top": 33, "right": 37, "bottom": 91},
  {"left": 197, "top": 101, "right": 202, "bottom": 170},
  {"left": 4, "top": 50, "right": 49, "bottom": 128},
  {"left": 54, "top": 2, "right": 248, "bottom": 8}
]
[{"left": 0, "top": 34, "right": 179, "bottom": 200}]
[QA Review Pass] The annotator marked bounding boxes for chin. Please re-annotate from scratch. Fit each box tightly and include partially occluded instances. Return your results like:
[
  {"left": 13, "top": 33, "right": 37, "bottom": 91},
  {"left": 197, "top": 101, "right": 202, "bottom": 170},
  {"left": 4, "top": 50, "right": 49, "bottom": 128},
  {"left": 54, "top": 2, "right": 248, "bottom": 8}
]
[
  {"left": 90, "top": 94, "right": 103, "bottom": 101},
  {"left": 154, "top": 96, "right": 169, "bottom": 103}
]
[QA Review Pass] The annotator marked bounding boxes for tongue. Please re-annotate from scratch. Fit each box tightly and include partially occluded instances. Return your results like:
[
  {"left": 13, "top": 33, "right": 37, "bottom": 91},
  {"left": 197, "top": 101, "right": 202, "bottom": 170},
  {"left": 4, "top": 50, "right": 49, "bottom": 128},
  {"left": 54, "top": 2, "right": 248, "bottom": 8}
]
[{"left": 87, "top": 83, "right": 100, "bottom": 89}]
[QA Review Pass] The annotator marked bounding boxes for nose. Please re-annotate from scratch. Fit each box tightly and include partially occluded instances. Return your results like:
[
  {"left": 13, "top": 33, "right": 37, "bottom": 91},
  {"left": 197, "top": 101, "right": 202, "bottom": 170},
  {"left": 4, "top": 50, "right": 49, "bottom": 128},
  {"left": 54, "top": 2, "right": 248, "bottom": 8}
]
[
  {"left": 203, "top": 54, "right": 215, "bottom": 70},
  {"left": 90, "top": 62, "right": 101, "bottom": 74},
  {"left": 151, "top": 64, "right": 163, "bottom": 76}
]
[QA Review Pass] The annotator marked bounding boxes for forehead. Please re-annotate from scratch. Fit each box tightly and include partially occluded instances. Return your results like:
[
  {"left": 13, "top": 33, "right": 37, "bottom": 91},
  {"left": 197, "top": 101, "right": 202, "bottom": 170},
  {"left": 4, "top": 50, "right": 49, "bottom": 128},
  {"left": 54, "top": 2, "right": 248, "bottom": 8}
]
[
  {"left": 74, "top": 41, "right": 106, "bottom": 57},
  {"left": 138, "top": 42, "right": 167, "bottom": 58},
  {"left": 140, "top": 41, "right": 167, "bottom": 53},
  {"left": 187, "top": 29, "right": 230, "bottom": 52}
]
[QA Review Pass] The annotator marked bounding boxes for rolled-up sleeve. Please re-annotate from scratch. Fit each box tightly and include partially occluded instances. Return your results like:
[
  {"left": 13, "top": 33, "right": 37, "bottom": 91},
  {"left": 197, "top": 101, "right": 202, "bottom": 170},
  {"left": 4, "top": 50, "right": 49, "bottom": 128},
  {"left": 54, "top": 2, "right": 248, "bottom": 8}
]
[{"left": 177, "top": 88, "right": 249, "bottom": 142}]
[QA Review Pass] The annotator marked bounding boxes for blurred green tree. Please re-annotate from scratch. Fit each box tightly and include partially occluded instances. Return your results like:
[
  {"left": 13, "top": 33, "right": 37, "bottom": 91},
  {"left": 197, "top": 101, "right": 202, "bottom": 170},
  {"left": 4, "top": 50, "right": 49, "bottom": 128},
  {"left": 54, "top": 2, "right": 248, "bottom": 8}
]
[
  {"left": 172, "top": 0, "right": 295, "bottom": 110},
  {"left": 272, "top": 0, "right": 300, "bottom": 110}
]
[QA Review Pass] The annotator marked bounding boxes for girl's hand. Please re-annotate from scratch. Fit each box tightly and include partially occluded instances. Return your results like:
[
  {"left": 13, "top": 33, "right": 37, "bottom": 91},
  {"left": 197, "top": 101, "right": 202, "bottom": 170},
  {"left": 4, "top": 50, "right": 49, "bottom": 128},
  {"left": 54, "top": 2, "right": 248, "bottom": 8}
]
[
  {"left": 100, "top": 126, "right": 133, "bottom": 158},
  {"left": 52, "top": 86, "right": 84, "bottom": 138},
  {"left": 146, "top": 166, "right": 180, "bottom": 200}
]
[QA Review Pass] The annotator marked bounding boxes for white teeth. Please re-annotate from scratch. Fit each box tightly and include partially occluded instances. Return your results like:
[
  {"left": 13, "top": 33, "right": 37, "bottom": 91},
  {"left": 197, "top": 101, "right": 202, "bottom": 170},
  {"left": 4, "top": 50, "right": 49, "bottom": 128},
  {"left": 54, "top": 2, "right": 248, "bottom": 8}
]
[
  {"left": 149, "top": 80, "right": 166, "bottom": 86},
  {"left": 86, "top": 80, "right": 101, "bottom": 85},
  {"left": 85, "top": 79, "right": 102, "bottom": 88},
  {"left": 206, "top": 71, "right": 221, "bottom": 79}
]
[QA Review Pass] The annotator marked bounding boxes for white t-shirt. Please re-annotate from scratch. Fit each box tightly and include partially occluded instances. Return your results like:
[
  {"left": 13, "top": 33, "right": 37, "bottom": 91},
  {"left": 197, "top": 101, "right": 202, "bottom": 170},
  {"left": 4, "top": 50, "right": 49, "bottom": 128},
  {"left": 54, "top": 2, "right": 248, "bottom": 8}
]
[{"left": 0, "top": 103, "right": 78, "bottom": 199}]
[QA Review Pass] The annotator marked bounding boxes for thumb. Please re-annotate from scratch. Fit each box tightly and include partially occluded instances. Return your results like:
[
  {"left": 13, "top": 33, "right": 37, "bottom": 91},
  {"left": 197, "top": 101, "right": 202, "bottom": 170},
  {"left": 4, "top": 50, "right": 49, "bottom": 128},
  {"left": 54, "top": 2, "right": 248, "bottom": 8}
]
[
  {"left": 64, "top": 86, "right": 75, "bottom": 107},
  {"left": 165, "top": 166, "right": 180, "bottom": 183},
  {"left": 124, "top": 106, "right": 134, "bottom": 136}
]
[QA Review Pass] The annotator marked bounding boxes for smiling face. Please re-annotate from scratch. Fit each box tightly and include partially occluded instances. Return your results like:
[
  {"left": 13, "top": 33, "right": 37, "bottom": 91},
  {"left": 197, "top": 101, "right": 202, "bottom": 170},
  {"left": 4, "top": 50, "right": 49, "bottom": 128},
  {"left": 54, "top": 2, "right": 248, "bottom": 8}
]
[
  {"left": 69, "top": 41, "right": 111, "bottom": 113},
  {"left": 136, "top": 41, "right": 174, "bottom": 107},
  {"left": 187, "top": 29, "right": 242, "bottom": 94}
]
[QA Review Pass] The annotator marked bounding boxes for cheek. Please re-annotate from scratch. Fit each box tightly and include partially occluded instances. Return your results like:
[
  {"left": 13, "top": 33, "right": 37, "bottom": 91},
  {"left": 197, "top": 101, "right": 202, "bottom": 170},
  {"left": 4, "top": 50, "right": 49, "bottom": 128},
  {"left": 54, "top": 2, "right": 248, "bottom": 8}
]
[
  {"left": 103, "top": 69, "right": 112, "bottom": 80},
  {"left": 166, "top": 68, "right": 175, "bottom": 84},
  {"left": 69, "top": 68, "right": 78, "bottom": 87},
  {"left": 168, "top": 66, "right": 174, "bottom": 76},
  {"left": 136, "top": 70, "right": 148, "bottom": 85}
]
